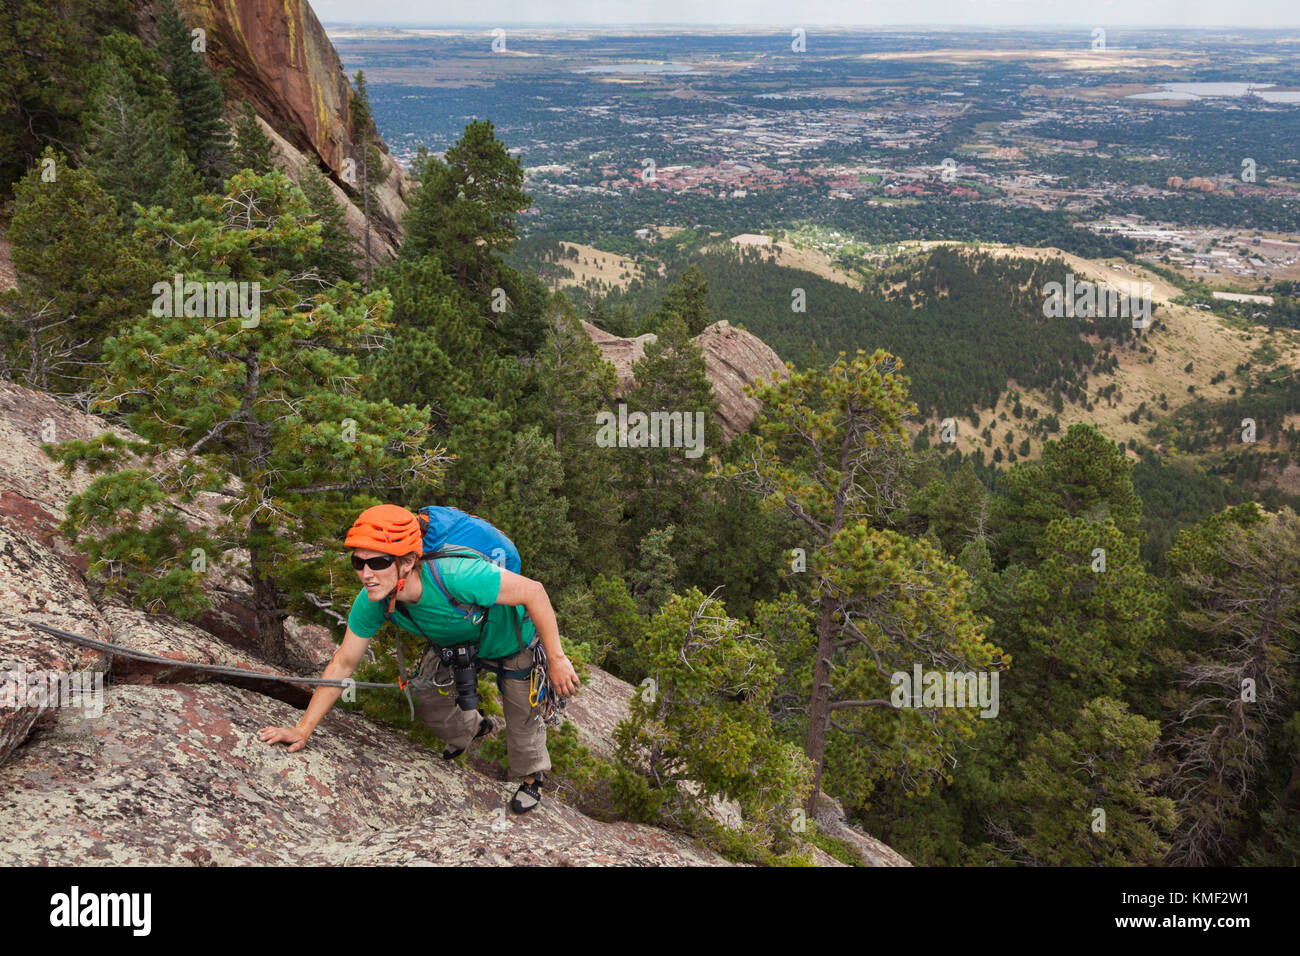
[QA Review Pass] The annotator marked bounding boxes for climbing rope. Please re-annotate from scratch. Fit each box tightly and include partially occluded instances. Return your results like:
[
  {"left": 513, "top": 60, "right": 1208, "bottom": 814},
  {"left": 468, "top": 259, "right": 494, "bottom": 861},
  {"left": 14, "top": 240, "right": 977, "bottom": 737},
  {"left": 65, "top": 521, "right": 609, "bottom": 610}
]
[{"left": 0, "top": 611, "right": 400, "bottom": 691}]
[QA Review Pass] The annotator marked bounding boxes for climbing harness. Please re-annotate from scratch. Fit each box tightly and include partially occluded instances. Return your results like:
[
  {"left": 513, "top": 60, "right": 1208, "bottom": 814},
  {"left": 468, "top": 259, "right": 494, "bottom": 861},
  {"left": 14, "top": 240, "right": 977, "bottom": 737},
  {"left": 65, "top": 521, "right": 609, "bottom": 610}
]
[{"left": 385, "top": 595, "right": 566, "bottom": 726}]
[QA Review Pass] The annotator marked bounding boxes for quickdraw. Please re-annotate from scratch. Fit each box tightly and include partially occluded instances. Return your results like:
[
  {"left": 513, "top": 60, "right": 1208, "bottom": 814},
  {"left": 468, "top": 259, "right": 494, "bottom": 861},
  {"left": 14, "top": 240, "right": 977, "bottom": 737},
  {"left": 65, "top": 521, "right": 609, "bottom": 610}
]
[{"left": 528, "top": 639, "right": 567, "bottom": 727}]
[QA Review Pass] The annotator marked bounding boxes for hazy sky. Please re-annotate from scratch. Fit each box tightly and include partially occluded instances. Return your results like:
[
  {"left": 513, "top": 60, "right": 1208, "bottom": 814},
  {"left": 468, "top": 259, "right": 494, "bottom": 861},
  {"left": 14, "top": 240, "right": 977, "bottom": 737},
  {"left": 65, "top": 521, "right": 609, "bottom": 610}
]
[{"left": 311, "top": 0, "right": 1300, "bottom": 28}]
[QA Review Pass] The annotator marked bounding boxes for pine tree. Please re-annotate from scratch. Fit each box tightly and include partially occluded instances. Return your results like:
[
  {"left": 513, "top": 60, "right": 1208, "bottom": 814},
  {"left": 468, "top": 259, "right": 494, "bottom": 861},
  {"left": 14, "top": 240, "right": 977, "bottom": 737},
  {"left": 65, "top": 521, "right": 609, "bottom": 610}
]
[
  {"left": 402, "top": 120, "right": 530, "bottom": 297},
  {"left": 689, "top": 441, "right": 795, "bottom": 622},
  {"left": 990, "top": 697, "right": 1176, "bottom": 866},
  {"left": 97, "top": 31, "right": 177, "bottom": 122},
  {"left": 157, "top": 151, "right": 205, "bottom": 219},
  {"left": 46, "top": 170, "right": 446, "bottom": 665},
  {"left": 297, "top": 162, "right": 359, "bottom": 284},
  {"left": 991, "top": 424, "right": 1143, "bottom": 567},
  {"left": 155, "top": 0, "right": 228, "bottom": 187},
  {"left": 230, "top": 102, "right": 277, "bottom": 175},
  {"left": 0, "top": 148, "right": 158, "bottom": 399},
  {"left": 906, "top": 459, "right": 990, "bottom": 556},
  {"left": 79, "top": 50, "right": 178, "bottom": 214},
  {"left": 617, "top": 313, "right": 723, "bottom": 569},
  {"left": 554, "top": 573, "right": 646, "bottom": 679},
  {"left": 613, "top": 588, "right": 814, "bottom": 852},
  {"left": 627, "top": 526, "right": 678, "bottom": 618},
  {"left": 727, "top": 349, "right": 1005, "bottom": 810},
  {"left": 644, "top": 265, "right": 712, "bottom": 335},
  {"left": 1004, "top": 517, "right": 1164, "bottom": 735},
  {"left": 478, "top": 426, "right": 578, "bottom": 589},
  {"left": 523, "top": 293, "right": 622, "bottom": 581},
  {"left": 362, "top": 255, "right": 529, "bottom": 520}
]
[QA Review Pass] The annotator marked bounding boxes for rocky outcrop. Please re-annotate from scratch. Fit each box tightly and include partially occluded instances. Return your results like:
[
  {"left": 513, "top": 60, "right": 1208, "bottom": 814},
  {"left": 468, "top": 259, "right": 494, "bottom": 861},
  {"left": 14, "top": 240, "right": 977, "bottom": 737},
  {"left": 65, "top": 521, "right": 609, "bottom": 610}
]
[
  {"left": 695, "top": 321, "right": 790, "bottom": 440},
  {"left": 581, "top": 319, "right": 788, "bottom": 440},
  {"left": 0, "top": 682, "right": 728, "bottom": 866},
  {"left": 131, "top": 0, "right": 413, "bottom": 268},
  {"left": 581, "top": 322, "right": 658, "bottom": 393},
  {"left": 813, "top": 792, "right": 912, "bottom": 867}
]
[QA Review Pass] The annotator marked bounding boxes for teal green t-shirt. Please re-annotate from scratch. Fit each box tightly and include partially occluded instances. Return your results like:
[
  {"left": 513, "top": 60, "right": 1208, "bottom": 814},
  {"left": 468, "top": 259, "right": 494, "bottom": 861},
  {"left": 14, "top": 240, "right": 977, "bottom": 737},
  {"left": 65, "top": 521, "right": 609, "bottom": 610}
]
[{"left": 347, "top": 558, "right": 535, "bottom": 660}]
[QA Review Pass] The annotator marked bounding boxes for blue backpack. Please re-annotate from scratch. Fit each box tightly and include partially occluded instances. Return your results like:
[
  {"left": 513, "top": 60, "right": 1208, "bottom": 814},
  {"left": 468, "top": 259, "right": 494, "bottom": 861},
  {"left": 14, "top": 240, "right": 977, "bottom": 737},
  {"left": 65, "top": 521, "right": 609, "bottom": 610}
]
[
  {"left": 418, "top": 506, "right": 521, "bottom": 575},
  {"left": 383, "top": 506, "right": 523, "bottom": 636}
]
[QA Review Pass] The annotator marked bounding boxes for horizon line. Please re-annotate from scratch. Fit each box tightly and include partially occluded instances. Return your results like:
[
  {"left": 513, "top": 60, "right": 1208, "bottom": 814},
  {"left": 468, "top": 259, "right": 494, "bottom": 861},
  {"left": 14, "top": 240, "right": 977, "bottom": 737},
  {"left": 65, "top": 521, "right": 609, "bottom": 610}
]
[{"left": 321, "top": 22, "right": 1300, "bottom": 31}]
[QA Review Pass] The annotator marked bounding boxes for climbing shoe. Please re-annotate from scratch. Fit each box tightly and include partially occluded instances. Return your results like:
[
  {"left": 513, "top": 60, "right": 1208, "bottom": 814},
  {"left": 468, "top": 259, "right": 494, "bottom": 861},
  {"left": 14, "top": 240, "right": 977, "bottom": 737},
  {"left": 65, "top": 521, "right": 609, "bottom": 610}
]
[
  {"left": 510, "top": 774, "right": 545, "bottom": 814},
  {"left": 441, "top": 713, "right": 495, "bottom": 760}
]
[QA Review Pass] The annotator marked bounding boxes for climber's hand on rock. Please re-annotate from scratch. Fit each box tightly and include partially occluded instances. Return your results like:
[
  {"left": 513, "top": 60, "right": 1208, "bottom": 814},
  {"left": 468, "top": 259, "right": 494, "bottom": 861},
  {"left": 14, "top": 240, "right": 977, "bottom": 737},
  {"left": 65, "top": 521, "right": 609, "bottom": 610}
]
[{"left": 259, "top": 726, "right": 309, "bottom": 752}]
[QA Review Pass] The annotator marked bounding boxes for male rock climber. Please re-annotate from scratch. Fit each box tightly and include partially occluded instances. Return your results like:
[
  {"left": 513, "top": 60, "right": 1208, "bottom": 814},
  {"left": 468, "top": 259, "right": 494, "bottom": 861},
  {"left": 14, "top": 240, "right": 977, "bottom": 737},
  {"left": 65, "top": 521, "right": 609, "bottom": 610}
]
[{"left": 259, "top": 504, "right": 580, "bottom": 814}]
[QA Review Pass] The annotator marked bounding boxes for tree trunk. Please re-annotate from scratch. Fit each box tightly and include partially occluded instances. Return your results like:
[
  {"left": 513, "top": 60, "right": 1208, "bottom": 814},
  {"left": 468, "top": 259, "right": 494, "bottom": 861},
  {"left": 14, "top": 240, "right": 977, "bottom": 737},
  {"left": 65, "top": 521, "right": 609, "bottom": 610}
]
[
  {"left": 248, "top": 524, "right": 287, "bottom": 667},
  {"left": 805, "top": 596, "right": 837, "bottom": 812},
  {"left": 240, "top": 344, "right": 286, "bottom": 665},
  {"left": 362, "top": 143, "right": 372, "bottom": 289}
]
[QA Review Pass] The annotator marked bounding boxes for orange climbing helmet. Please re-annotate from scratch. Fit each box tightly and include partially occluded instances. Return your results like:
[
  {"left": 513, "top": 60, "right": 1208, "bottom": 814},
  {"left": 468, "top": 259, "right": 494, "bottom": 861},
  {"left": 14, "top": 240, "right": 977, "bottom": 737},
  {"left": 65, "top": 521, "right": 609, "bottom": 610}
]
[{"left": 344, "top": 504, "right": 424, "bottom": 557}]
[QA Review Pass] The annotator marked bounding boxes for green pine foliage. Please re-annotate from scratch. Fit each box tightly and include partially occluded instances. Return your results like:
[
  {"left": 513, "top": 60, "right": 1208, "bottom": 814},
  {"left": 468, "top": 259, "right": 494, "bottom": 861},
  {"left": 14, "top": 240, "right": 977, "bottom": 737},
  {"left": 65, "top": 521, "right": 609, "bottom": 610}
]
[
  {"left": 0, "top": 0, "right": 132, "bottom": 191},
  {"left": 477, "top": 425, "right": 579, "bottom": 589},
  {"left": 401, "top": 121, "right": 543, "bottom": 352},
  {"left": 154, "top": 0, "right": 229, "bottom": 187},
  {"left": 991, "top": 423, "right": 1143, "bottom": 567},
  {"left": 403, "top": 120, "right": 530, "bottom": 289},
  {"left": 613, "top": 588, "right": 814, "bottom": 852},
  {"left": 78, "top": 48, "right": 180, "bottom": 215},
  {"left": 641, "top": 264, "right": 712, "bottom": 336},
  {"left": 815, "top": 525, "right": 1007, "bottom": 805},
  {"left": 520, "top": 293, "right": 624, "bottom": 583},
  {"left": 45, "top": 170, "right": 444, "bottom": 665},
  {"left": 296, "top": 162, "right": 360, "bottom": 284},
  {"left": 230, "top": 102, "right": 278, "bottom": 175},
  {"left": 553, "top": 573, "right": 648, "bottom": 680},
  {"left": 0, "top": 148, "right": 159, "bottom": 397},
  {"left": 1003, "top": 517, "right": 1164, "bottom": 734},
  {"left": 990, "top": 697, "right": 1176, "bottom": 866},
  {"left": 616, "top": 313, "right": 723, "bottom": 572},
  {"left": 724, "top": 348, "right": 1005, "bottom": 812}
]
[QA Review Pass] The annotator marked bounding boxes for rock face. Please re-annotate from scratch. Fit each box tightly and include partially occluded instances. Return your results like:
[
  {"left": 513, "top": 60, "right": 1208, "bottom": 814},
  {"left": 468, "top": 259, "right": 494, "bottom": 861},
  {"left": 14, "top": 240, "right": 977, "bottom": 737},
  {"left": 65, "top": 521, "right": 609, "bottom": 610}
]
[
  {"left": 132, "top": 0, "right": 413, "bottom": 268},
  {"left": 695, "top": 321, "right": 790, "bottom": 440},
  {"left": 813, "top": 792, "right": 912, "bottom": 867},
  {"left": 0, "top": 682, "right": 730, "bottom": 866},
  {"left": 581, "top": 319, "right": 788, "bottom": 441}
]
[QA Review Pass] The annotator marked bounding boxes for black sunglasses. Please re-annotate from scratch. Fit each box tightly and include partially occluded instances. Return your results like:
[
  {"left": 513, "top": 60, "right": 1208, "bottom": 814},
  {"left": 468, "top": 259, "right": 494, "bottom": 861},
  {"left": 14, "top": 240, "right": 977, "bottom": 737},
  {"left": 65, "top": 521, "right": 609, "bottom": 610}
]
[{"left": 351, "top": 554, "right": 398, "bottom": 572}]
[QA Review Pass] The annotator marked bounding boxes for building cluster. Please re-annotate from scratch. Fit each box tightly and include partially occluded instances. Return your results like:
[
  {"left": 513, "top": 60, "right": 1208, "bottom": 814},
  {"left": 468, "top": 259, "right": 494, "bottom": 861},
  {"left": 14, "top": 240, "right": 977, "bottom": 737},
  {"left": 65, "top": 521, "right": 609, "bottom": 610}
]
[{"left": 1092, "top": 217, "right": 1300, "bottom": 279}]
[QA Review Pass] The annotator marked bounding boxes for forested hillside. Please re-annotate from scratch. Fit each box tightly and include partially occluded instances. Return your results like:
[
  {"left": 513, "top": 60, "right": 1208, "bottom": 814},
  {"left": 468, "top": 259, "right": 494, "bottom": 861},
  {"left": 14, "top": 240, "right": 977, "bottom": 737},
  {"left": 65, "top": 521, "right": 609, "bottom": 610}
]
[{"left": 594, "top": 244, "right": 1137, "bottom": 419}]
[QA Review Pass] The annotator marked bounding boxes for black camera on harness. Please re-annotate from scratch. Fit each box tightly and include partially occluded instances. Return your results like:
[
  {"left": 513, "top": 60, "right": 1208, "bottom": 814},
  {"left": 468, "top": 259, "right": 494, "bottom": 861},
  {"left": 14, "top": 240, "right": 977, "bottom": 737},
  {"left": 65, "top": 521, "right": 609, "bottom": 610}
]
[
  {"left": 382, "top": 551, "right": 540, "bottom": 720},
  {"left": 438, "top": 641, "right": 480, "bottom": 711}
]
